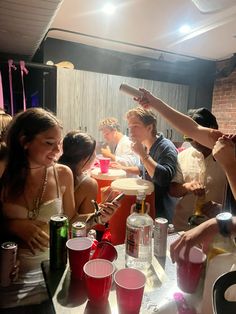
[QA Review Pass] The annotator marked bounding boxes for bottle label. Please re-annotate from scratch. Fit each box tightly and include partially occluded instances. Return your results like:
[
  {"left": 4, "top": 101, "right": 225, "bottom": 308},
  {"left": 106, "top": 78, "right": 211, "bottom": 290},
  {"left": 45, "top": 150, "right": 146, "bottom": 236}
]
[
  {"left": 126, "top": 226, "right": 140, "bottom": 258},
  {"left": 126, "top": 225, "right": 151, "bottom": 258}
]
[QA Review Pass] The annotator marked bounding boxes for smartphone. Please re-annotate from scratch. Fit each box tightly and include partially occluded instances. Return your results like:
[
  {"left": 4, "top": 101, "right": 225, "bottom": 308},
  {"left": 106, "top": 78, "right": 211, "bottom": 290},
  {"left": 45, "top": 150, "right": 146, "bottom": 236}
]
[{"left": 111, "top": 192, "right": 125, "bottom": 203}]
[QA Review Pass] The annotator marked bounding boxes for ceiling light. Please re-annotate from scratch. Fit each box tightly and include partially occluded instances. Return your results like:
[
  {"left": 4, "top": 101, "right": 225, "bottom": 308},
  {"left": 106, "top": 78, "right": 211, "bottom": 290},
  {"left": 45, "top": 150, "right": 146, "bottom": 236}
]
[
  {"left": 102, "top": 3, "right": 116, "bottom": 15},
  {"left": 179, "top": 24, "right": 192, "bottom": 34}
]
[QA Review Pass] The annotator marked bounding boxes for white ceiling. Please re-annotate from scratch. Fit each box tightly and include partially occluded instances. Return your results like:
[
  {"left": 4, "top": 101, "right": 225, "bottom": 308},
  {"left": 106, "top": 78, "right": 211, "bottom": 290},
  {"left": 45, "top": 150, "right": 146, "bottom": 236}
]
[{"left": 0, "top": 0, "right": 236, "bottom": 61}]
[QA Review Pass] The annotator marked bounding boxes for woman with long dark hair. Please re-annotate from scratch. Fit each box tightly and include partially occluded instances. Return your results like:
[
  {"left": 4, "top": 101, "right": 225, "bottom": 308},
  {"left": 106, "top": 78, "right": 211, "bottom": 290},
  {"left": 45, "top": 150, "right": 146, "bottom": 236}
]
[{"left": 59, "top": 131, "right": 118, "bottom": 220}]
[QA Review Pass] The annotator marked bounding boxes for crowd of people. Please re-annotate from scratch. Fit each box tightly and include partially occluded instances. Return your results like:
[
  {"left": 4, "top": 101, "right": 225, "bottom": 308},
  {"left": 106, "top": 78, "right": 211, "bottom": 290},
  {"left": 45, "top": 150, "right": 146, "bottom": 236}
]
[{"left": 0, "top": 86, "right": 235, "bottom": 312}]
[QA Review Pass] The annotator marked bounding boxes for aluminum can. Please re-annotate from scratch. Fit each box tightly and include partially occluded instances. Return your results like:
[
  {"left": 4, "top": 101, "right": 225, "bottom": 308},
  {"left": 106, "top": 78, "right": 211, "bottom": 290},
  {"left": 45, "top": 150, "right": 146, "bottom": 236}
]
[
  {"left": 72, "top": 221, "right": 87, "bottom": 238},
  {"left": 50, "top": 214, "right": 68, "bottom": 270},
  {"left": 0, "top": 242, "right": 17, "bottom": 287},
  {"left": 87, "top": 229, "right": 97, "bottom": 240},
  {"left": 119, "top": 83, "right": 144, "bottom": 98},
  {"left": 154, "top": 218, "right": 168, "bottom": 257}
]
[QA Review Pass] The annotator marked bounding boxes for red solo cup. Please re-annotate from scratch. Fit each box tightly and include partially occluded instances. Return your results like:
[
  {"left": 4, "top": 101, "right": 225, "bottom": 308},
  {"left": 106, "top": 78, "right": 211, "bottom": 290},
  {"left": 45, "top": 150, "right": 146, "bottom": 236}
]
[
  {"left": 66, "top": 237, "right": 93, "bottom": 280},
  {"left": 177, "top": 246, "right": 206, "bottom": 293},
  {"left": 91, "top": 241, "right": 118, "bottom": 262},
  {"left": 114, "top": 268, "right": 146, "bottom": 314},
  {"left": 83, "top": 259, "right": 115, "bottom": 305},
  {"left": 99, "top": 157, "right": 110, "bottom": 173}
]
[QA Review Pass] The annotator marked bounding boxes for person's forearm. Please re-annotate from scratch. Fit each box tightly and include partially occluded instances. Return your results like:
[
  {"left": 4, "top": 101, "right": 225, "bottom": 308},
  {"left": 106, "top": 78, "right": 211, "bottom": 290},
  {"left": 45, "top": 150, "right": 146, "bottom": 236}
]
[
  {"left": 224, "top": 167, "right": 236, "bottom": 200},
  {"left": 141, "top": 155, "right": 156, "bottom": 178},
  {"left": 148, "top": 97, "right": 219, "bottom": 149},
  {"left": 169, "top": 182, "right": 187, "bottom": 198}
]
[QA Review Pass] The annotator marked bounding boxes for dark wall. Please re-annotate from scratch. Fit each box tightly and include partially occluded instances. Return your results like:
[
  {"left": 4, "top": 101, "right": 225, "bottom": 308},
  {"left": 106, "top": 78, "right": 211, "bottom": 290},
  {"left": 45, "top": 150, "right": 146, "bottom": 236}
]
[
  {"left": 0, "top": 60, "right": 56, "bottom": 114},
  {"left": 36, "top": 38, "right": 216, "bottom": 110}
]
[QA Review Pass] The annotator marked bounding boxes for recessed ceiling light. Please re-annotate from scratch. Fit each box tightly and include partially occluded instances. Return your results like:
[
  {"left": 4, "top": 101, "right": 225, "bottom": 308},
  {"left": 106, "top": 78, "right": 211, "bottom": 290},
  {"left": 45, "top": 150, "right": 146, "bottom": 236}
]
[
  {"left": 102, "top": 3, "right": 116, "bottom": 15},
  {"left": 179, "top": 24, "right": 192, "bottom": 34}
]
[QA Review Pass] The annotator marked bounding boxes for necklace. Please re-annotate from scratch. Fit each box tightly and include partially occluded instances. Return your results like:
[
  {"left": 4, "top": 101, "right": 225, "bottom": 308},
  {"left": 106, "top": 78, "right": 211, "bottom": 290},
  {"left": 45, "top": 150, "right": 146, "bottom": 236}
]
[{"left": 25, "top": 167, "right": 48, "bottom": 220}]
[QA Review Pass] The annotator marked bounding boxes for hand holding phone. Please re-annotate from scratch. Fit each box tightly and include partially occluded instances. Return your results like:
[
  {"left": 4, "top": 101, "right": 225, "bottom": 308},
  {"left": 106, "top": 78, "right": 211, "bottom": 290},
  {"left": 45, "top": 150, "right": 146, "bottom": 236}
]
[{"left": 110, "top": 192, "right": 125, "bottom": 203}]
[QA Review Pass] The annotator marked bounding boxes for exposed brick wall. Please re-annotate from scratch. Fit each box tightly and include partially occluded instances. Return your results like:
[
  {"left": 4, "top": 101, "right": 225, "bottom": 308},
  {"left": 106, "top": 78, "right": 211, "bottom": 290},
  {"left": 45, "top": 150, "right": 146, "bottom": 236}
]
[{"left": 212, "top": 68, "right": 236, "bottom": 134}]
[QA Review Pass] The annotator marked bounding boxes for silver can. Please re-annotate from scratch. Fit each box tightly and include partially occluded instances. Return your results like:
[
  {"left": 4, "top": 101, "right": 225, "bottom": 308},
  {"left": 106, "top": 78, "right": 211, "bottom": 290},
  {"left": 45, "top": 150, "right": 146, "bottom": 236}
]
[
  {"left": 0, "top": 242, "right": 18, "bottom": 287},
  {"left": 154, "top": 218, "right": 168, "bottom": 257},
  {"left": 87, "top": 229, "right": 97, "bottom": 240},
  {"left": 72, "top": 221, "right": 87, "bottom": 238}
]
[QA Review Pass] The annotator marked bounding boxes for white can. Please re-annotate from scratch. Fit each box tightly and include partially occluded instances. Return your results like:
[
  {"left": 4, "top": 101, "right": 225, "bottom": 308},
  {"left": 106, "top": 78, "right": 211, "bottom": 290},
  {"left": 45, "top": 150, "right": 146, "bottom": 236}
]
[
  {"left": 119, "top": 83, "right": 144, "bottom": 98},
  {"left": 0, "top": 242, "right": 18, "bottom": 287},
  {"left": 154, "top": 218, "right": 168, "bottom": 257}
]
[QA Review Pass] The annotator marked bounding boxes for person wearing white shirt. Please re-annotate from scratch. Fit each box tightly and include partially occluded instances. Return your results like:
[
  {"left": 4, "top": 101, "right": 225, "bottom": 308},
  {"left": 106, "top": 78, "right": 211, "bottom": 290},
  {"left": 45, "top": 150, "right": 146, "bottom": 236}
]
[{"left": 99, "top": 117, "right": 140, "bottom": 167}]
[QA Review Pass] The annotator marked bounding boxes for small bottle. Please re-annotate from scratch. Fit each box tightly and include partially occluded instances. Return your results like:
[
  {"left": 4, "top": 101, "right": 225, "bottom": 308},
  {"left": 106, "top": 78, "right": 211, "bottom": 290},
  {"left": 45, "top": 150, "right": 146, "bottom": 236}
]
[{"left": 125, "top": 191, "right": 153, "bottom": 270}]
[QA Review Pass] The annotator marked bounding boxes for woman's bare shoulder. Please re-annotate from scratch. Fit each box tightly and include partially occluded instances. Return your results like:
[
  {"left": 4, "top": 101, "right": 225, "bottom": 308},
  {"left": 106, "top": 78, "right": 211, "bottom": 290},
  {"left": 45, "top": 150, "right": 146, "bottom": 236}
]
[
  {"left": 54, "top": 164, "right": 73, "bottom": 182},
  {"left": 80, "top": 176, "right": 98, "bottom": 191}
]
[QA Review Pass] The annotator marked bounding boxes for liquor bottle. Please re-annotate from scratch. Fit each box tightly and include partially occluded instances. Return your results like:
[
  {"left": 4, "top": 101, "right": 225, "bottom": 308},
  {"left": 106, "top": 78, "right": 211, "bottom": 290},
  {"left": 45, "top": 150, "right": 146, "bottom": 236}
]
[{"left": 125, "top": 191, "right": 153, "bottom": 270}]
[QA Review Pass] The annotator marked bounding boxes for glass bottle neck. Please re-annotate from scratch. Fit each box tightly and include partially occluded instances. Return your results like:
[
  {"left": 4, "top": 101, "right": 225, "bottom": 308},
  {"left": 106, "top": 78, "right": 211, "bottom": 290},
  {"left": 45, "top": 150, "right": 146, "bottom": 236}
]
[{"left": 135, "top": 199, "right": 146, "bottom": 214}]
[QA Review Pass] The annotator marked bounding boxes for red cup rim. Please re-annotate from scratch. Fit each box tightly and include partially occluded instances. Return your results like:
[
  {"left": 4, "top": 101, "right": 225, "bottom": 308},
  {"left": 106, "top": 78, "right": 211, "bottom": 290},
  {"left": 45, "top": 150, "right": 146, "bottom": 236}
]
[
  {"left": 179, "top": 246, "right": 206, "bottom": 264},
  {"left": 95, "top": 241, "right": 118, "bottom": 260},
  {"left": 114, "top": 268, "right": 146, "bottom": 290},
  {"left": 83, "top": 258, "right": 115, "bottom": 278},
  {"left": 99, "top": 157, "right": 111, "bottom": 161},
  {"left": 66, "top": 237, "right": 93, "bottom": 251}
]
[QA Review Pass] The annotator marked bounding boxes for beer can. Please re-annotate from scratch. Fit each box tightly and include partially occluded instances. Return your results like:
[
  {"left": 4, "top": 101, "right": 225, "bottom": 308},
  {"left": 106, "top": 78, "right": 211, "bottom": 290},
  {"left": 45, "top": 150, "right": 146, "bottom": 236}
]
[
  {"left": 0, "top": 242, "right": 17, "bottom": 287},
  {"left": 72, "top": 221, "right": 87, "bottom": 238},
  {"left": 154, "top": 218, "right": 168, "bottom": 257},
  {"left": 50, "top": 214, "right": 68, "bottom": 270}
]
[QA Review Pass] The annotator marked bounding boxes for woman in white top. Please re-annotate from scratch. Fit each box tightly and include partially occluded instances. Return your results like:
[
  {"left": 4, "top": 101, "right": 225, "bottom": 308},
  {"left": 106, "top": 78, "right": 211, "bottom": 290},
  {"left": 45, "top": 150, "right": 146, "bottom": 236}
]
[{"left": 0, "top": 108, "right": 77, "bottom": 311}]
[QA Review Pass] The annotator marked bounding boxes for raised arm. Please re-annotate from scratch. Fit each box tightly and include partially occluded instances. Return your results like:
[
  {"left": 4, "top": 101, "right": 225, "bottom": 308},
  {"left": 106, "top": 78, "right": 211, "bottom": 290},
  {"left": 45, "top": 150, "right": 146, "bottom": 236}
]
[
  {"left": 137, "top": 89, "right": 223, "bottom": 149},
  {"left": 213, "top": 136, "right": 236, "bottom": 200}
]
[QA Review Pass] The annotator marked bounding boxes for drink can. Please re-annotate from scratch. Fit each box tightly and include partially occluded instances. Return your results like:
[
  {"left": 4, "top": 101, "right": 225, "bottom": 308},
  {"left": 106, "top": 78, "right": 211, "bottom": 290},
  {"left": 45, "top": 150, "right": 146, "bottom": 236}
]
[
  {"left": 72, "top": 221, "right": 87, "bottom": 238},
  {"left": 87, "top": 229, "right": 97, "bottom": 240},
  {"left": 119, "top": 83, "right": 144, "bottom": 98},
  {"left": 154, "top": 218, "right": 168, "bottom": 257},
  {"left": 0, "top": 242, "right": 17, "bottom": 287},
  {"left": 50, "top": 214, "right": 68, "bottom": 270}
]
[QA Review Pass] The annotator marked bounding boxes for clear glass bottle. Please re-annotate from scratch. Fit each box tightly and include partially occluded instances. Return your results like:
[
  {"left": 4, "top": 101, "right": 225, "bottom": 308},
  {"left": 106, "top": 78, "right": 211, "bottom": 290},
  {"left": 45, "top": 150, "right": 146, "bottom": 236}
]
[{"left": 125, "top": 191, "right": 153, "bottom": 270}]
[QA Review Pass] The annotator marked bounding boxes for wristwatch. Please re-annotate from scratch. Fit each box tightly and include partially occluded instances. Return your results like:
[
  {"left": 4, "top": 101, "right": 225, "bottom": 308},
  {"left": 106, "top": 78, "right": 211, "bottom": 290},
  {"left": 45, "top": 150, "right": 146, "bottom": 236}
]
[{"left": 216, "top": 212, "right": 233, "bottom": 237}]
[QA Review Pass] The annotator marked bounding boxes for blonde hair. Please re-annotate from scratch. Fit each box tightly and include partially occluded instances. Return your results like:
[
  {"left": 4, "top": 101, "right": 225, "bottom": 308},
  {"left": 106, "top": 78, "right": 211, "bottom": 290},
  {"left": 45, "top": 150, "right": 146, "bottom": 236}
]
[
  {"left": 126, "top": 107, "right": 157, "bottom": 136},
  {"left": 99, "top": 117, "right": 121, "bottom": 132},
  {"left": 0, "top": 110, "right": 12, "bottom": 141}
]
